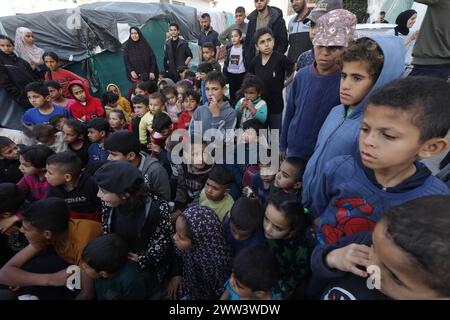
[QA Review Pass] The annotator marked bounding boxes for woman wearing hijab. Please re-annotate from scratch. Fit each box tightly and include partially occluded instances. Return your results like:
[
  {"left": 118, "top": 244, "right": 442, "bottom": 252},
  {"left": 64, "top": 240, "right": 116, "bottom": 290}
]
[
  {"left": 124, "top": 27, "right": 159, "bottom": 84},
  {"left": 14, "top": 27, "right": 45, "bottom": 72},
  {"left": 169, "top": 206, "right": 232, "bottom": 300},
  {"left": 393, "top": 9, "right": 418, "bottom": 72}
]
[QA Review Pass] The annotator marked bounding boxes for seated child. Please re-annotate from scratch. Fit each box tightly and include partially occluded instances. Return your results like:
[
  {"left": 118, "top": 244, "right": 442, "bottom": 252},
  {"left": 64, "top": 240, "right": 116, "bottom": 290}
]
[
  {"left": 0, "top": 183, "right": 28, "bottom": 267},
  {"left": 234, "top": 75, "right": 267, "bottom": 127},
  {"left": 22, "top": 82, "right": 70, "bottom": 131},
  {"left": 17, "top": 145, "right": 55, "bottom": 201},
  {"left": 0, "top": 137, "right": 23, "bottom": 184},
  {"left": 177, "top": 89, "right": 200, "bottom": 130},
  {"left": 82, "top": 234, "right": 149, "bottom": 300},
  {"left": 47, "top": 152, "right": 102, "bottom": 222},
  {"left": 86, "top": 117, "right": 110, "bottom": 164},
  {"left": 108, "top": 109, "right": 130, "bottom": 133},
  {"left": 149, "top": 112, "right": 173, "bottom": 158},
  {"left": 106, "top": 83, "right": 132, "bottom": 121},
  {"left": 162, "top": 86, "right": 181, "bottom": 124},
  {"left": 168, "top": 206, "right": 232, "bottom": 300},
  {"left": 44, "top": 80, "right": 75, "bottom": 109},
  {"left": 32, "top": 123, "right": 67, "bottom": 153},
  {"left": 312, "top": 77, "right": 450, "bottom": 245},
  {"left": 62, "top": 119, "right": 91, "bottom": 168},
  {"left": 139, "top": 92, "right": 165, "bottom": 150},
  {"left": 49, "top": 114, "right": 69, "bottom": 132},
  {"left": 264, "top": 191, "right": 310, "bottom": 299},
  {"left": 199, "top": 165, "right": 234, "bottom": 221},
  {"left": 310, "top": 196, "right": 450, "bottom": 300},
  {"left": 67, "top": 80, "right": 104, "bottom": 122},
  {"left": 131, "top": 94, "right": 149, "bottom": 141},
  {"left": 223, "top": 197, "right": 266, "bottom": 256},
  {"left": 221, "top": 244, "right": 280, "bottom": 300}
]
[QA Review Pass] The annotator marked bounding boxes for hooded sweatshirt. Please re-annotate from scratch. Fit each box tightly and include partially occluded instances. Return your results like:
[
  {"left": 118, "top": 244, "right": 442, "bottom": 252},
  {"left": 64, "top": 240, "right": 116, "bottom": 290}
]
[
  {"left": 106, "top": 83, "right": 132, "bottom": 120},
  {"left": 138, "top": 151, "right": 171, "bottom": 201},
  {"left": 302, "top": 35, "right": 406, "bottom": 210},
  {"left": 68, "top": 80, "right": 104, "bottom": 121}
]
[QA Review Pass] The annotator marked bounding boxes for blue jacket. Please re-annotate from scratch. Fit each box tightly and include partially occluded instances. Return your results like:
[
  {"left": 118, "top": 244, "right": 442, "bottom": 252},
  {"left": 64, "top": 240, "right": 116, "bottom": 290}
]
[
  {"left": 280, "top": 63, "right": 341, "bottom": 160},
  {"left": 302, "top": 35, "right": 406, "bottom": 210},
  {"left": 312, "top": 155, "right": 450, "bottom": 244}
]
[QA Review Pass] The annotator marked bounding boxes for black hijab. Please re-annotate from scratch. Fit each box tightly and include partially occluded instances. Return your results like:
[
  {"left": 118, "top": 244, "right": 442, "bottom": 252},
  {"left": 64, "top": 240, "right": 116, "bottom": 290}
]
[
  {"left": 394, "top": 10, "right": 417, "bottom": 36},
  {"left": 124, "top": 27, "right": 158, "bottom": 79}
]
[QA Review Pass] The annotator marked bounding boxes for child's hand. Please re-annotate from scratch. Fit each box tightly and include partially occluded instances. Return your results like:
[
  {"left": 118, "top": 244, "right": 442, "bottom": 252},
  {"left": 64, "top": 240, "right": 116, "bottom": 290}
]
[
  {"left": 149, "top": 72, "right": 156, "bottom": 80},
  {"left": 325, "top": 243, "right": 371, "bottom": 278},
  {"left": 167, "top": 276, "right": 183, "bottom": 300},
  {"left": 246, "top": 99, "right": 256, "bottom": 115},
  {"left": 48, "top": 268, "right": 70, "bottom": 287},
  {"left": 131, "top": 71, "right": 139, "bottom": 79},
  {"left": 128, "top": 252, "right": 139, "bottom": 262},
  {"left": 0, "top": 215, "right": 19, "bottom": 234},
  {"left": 239, "top": 100, "right": 247, "bottom": 112},
  {"left": 209, "top": 96, "right": 221, "bottom": 117}
]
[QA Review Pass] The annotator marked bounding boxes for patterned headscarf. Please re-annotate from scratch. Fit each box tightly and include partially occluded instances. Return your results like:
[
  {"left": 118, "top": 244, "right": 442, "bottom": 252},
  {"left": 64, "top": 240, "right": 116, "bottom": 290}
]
[
  {"left": 177, "top": 206, "right": 232, "bottom": 300},
  {"left": 14, "top": 27, "right": 44, "bottom": 65}
]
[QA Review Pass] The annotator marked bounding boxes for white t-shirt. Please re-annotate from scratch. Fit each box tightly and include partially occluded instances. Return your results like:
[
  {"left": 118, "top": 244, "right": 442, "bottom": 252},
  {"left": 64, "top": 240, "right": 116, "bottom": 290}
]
[{"left": 227, "top": 46, "right": 246, "bottom": 74}]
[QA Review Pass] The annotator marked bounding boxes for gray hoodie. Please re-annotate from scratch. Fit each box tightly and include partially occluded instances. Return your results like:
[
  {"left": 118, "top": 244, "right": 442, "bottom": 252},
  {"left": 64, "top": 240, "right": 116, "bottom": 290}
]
[{"left": 138, "top": 151, "right": 171, "bottom": 201}]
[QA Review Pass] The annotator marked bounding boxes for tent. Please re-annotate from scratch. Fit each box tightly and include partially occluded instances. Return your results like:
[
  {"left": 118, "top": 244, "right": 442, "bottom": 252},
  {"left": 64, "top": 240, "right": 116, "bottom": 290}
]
[{"left": 0, "top": 2, "right": 202, "bottom": 129}]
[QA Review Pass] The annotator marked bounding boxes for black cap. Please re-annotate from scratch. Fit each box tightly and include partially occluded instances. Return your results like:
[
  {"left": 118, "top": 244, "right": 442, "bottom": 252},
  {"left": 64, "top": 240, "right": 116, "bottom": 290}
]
[{"left": 94, "top": 161, "right": 143, "bottom": 194}]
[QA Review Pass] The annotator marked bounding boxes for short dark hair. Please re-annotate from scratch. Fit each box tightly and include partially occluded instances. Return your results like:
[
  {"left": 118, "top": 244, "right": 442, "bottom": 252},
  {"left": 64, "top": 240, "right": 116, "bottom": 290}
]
[
  {"left": 266, "top": 191, "right": 307, "bottom": 235},
  {"left": 43, "top": 80, "right": 61, "bottom": 90},
  {"left": 82, "top": 234, "right": 128, "bottom": 273},
  {"left": 152, "top": 112, "right": 172, "bottom": 133},
  {"left": 380, "top": 11, "right": 386, "bottom": 15},
  {"left": 197, "top": 62, "right": 214, "bottom": 74},
  {"left": 242, "top": 119, "right": 265, "bottom": 132},
  {"left": 169, "top": 22, "right": 179, "bottom": 31},
  {"left": 208, "top": 165, "right": 233, "bottom": 187},
  {"left": 233, "top": 244, "right": 278, "bottom": 292},
  {"left": 104, "top": 131, "right": 140, "bottom": 156},
  {"left": 205, "top": 70, "right": 226, "bottom": 88},
  {"left": 284, "top": 157, "right": 306, "bottom": 181},
  {"left": 110, "top": 109, "right": 126, "bottom": 121},
  {"left": 47, "top": 151, "right": 82, "bottom": 177},
  {"left": 150, "top": 92, "right": 166, "bottom": 106},
  {"left": 102, "top": 91, "right": 119, "bottom": 105},
  {"left": 184, "top": 89, "right": 200, "bottom": 104},
  {"left": 365, "top": 77, "right": 450, "bottom": 143},
  {"left": 382, "top": 196, "right": 450, "bottom": 297},
  {"left": 230, "top": 197, "right": 264, "bottom": 233},
  {"left": 32, "top": 123, "right": 57, "bottom": 140},
  {"left": 254, "top": 27, "right": 273, "bottom": 45},
  {"left": 19, "top": 145, "right": 55, "bottom": 169},
  {"left": 242, "top": 74, "right": 264, "bottom": 94},
  {"left": 0, "top": 136, "right": 15, "bottom": 151},
  {"left": 0, "top": 35, "right": 14, "bottom": 46},
  {"left": 49, "top": 114, "right": 68, "bottom": 129},
  {"left": 201, "top": 13, "right": 211, "bottom": 19},
  {"left": 25, "top": 82, "right": 49, "bottom": 97},
  {"left": 64, "top": 119, "right": 88, "bottom": 139},
  {"left": 136, "top": 80, "right": 156, "bottom": 94},
  {"left": 0, "top": 183, "right": 25, "bottom": 213},
  {"left": 42, "top": 51, "right": 59, "bottom": 62},
  {"left": 23, "top": 198, "right": 69, "bottom": 234},
  {"left": 176, "top": 80, "right": 194, "bottom": 92},
  {"left": 235, "top": 6, "right": 245, "bottom": 14},
  {"left": 132, "top": 94, "right": 149, "bottom": 106},
  {"left": 185, "top": 70, "right": 196, "bottom": 80},
  {"left": 161, "top": 85, "right": 177, "bottom": 98},
  {"left": 202, "top": 42, "right": 216, "bottom": 55},
  {"left": 86, "top": 117, "right": 110, "bottom": 133}
]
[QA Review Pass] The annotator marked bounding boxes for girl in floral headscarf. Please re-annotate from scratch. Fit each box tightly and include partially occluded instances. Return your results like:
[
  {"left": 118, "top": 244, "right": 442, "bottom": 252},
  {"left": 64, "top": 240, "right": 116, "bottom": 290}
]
[
  {"left": 169, "top": 205, "right": 232, "bottom": 300},
  {"left": 14, "top": 27, "right": 44, "bottom": 71}
]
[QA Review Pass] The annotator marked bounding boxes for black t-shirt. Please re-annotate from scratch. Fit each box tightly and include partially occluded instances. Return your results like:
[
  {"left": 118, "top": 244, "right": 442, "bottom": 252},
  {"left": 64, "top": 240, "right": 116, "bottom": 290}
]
[
  {"left": 69, "top": 141, "right": 91, "bottom": 168},
  {"left": 248, "top": 51, "right": 294, "bottom": 114},
  {"left": 0, "top": 159, "right": 23, "bottom": 184},
  {"left": 171, "top": 38, "right": 179, "bottom": 64},
  {"left": 48, "top": 172, "right": 101, "bottom": 215},
  {"left": 111, "top": 206, "right": 144, "bottom": 253}
]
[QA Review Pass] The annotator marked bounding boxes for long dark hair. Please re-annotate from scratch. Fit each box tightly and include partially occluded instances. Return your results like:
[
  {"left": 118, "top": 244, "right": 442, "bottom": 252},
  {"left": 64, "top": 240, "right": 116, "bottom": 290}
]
[
  {"left": 119, "top": 180, "right": 150, "bottom": 216},
  {"left": 42, "top": 51, "right": 60, "bottom": 80}
]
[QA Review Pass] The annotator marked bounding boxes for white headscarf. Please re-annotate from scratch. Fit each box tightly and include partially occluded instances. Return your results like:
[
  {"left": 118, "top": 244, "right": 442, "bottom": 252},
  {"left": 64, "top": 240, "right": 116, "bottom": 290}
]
[{"left": 14, "top": 27, "right": 44, "bottom": 65}]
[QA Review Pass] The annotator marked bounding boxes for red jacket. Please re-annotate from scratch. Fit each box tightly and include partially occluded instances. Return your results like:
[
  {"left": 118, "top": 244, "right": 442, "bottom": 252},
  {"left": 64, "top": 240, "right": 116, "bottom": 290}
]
[
  {"left": 177, "top": 111, "right": 192, "bottom": 130},
  {"left": 68, "top": 80, "right": 104, "bottom": 121}
]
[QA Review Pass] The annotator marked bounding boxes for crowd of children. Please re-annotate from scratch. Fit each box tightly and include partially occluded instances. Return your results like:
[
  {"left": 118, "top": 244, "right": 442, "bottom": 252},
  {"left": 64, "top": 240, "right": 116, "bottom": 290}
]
[{"left": 0, "top": 3, "right": 449, "bottom": 301}]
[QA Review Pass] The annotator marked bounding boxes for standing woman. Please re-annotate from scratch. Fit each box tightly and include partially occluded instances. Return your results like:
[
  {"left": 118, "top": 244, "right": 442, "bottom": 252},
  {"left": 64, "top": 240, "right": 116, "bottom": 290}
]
[
  {"left": 124, "top": 27, "right": 159, "bottom": 87},
  {"left": 393, "top": 10, "right": 418, "bottom": 70},
  {"left": 0, "top": 34, "right": 39, "bottom": 107},
  {"left": 14, "top": 27, "right": 45, "bottom": 74}
]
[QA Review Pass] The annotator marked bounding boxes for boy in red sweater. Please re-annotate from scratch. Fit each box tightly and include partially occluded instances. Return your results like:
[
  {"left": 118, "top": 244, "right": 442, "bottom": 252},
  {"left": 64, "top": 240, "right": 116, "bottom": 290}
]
[{"left": 68, "top": 80, "right": 104, "bottom": 122}]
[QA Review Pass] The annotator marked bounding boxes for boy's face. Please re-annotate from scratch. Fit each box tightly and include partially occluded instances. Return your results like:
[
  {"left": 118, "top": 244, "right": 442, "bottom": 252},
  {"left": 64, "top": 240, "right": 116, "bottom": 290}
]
[
  {"left": 340, "top": 60, "right": 374, "bottom": 108},
  {"left": 45, "top": 164, "right": 68, "bottom": 187},
  {"left": 149, "top": 98, "right": 164, "bottom": 115},
  {"left": 109, "top": 113, "right": 124, "bottom": 130},
  {"left": 229, "top": 273, "right": 255, "bottom": 299},
  {"left": 48, "top": 87, "right": 62, "bottom": 101},
  {"left": 82, "top": 262, "right": 100, "bottom": 280},
  {"left": 133, "top": 103, "right": 149, "bottom": 117},
  {"left": 27, "top": 91, "right": 48, "bottom": 108},
  {"left": 190, "top": 143, "right": 207, "bottom": 170},
  {"left": 107, "top": 151, "right": 129, "bottom": 162},
  {"left": 359, "top": 105, "right": 428, "bottom": 173},
  {"left": 244, "top": 86, "right": 259, "bottom": 102},
  {"left": 70, "top": 85, "right": 87, "bottom": 102},
  {"left": 205, "top": 80, "right": 226, "bottom": 104},
  {"left": 204, "top": 178, "right": 227, "bottom": 202},
  {"left": 0, "top": 143, "right": 19, "bottom": 160},
  {"left": 0, "top": 39, "right": 14, "bottom": 55},
  {"left": 264, "top": 203, "right": 293, "bottom": 240},
  {"left": 202, "top": 47, "right": 214, "bottom": 62},
  {"left": 135, "top": 87, "right": 146, "bottom": 96},
  {"left": 314, "top": 45, "right": 344, "bottom": 74},
  {"left": 165, "top": 93, "right": 177, "bottom": 106},
  {"left": 230, "top": 221, "right": 252, "bottom": 241},
  {"left": 198, "top": 72, "right": 208, "bottom": 81},
  {"left": 184, "top": 96, "right": 198, "bottom": 112},
  {"left": 87, "top": 128, "right": 105, "bottom": 143},
  {"left": 235, "top": 12, "right": 246, "bottom": 25},
  {"left": 62, "top": 125, "right": 80, "bottom": 144},
  {"left": 368, "top": 220, "right": 442, "bottom": 300},
  {"left": 274, "top": 161, "right": 301, "bottom": 191},
  {"left": 169, "top": 26, "right": 179, "bottom": 39},
  {"left": 97, "top": 187, "right": 122, "bottom": 208},
  {"left": 19, "top": 156, "right": 40, "bottom": 176},
  {"left": 20, "top": 220, "right": 48, "bottom": 244},
  {"left": 173, "top": 216, "right": 193, "bottom": 251},
  {"left": 259, "top": 163, "right": 276, "bottom": 184},
  {"left": 309, "top": 22, "right": 317, "bottom": 42},
  {"left": 255, "top": 33, "right": 274, "bottom": 56}
]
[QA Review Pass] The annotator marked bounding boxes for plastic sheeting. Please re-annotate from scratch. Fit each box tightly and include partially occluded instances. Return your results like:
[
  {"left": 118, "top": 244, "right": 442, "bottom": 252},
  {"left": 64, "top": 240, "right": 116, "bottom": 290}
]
[{"left": 368, "top": 0, "right": 414, "bottom": 24}]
